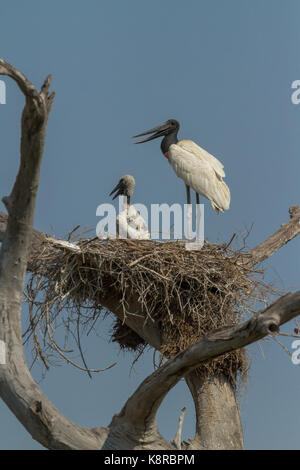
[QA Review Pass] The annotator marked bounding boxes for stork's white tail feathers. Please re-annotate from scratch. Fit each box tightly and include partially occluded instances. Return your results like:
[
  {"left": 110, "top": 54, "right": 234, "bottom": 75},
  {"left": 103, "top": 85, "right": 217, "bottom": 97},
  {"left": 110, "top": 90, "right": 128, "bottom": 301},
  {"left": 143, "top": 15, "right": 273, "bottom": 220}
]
[{"left": 210, "top": 179, "right": 231, "bottom": 213}]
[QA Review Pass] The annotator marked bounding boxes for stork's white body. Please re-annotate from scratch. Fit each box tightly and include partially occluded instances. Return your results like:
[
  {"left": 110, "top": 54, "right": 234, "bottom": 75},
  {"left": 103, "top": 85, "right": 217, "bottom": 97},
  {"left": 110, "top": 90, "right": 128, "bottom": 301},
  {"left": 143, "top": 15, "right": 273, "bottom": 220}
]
[
  {"left": 168, "top": 139, "right": 230, "bottom": 212},
  {"left": 117, "top": 203, "right": 150, "bottom": 240}
]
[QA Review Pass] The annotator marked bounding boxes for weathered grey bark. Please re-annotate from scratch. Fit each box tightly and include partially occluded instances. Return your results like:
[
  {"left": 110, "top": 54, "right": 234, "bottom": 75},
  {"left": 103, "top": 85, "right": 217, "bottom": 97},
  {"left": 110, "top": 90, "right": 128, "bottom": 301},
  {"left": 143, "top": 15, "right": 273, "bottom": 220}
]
[
  {"left": 0, "top": 59, "right": 299, "bottom": 450},
  {"left": 185, "top": 372, "right": 243, "bottom": 449},
  {"left": 172, "top": 407, "right": 186, "bottom": 450},
  {"left": 0, "top": 59, "right": 109, "bottom": 450}
]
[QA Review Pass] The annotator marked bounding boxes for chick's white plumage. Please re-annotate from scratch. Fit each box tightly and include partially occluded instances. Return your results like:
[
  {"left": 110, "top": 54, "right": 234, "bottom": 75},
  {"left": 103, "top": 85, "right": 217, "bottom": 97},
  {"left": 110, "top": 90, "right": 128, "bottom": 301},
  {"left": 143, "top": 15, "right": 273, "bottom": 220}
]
[
  {"left": 110, "top": 174, "right": 150, "bottom": 240},
  {"left": 117, "top": 204, "right": 150, "bottom": 240}
]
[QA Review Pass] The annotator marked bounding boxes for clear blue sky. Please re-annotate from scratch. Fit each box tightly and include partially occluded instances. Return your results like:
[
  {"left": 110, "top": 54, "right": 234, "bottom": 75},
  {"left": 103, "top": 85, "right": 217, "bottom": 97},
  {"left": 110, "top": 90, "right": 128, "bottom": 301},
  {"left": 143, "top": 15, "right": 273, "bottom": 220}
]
[{"left": 0, "top": 0, "right": 300, "bottom": 450}]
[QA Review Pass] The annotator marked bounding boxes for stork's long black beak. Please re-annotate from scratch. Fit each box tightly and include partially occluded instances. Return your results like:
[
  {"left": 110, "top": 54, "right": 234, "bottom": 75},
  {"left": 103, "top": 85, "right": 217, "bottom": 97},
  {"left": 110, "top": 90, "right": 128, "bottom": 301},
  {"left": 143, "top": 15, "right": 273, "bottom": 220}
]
[
  {"left": 132, "top": 121, "right": 171, "bottom": 144},
  {"left": 109, "top": 181, "right": 122, "bottom": 200}
]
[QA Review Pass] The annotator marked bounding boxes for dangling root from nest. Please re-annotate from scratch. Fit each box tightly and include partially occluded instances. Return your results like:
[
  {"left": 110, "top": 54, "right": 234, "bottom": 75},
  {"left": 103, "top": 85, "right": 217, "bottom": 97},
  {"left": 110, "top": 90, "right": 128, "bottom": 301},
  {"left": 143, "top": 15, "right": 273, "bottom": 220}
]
[{"left": 23, "top": 236, "right": 279, "bottom": 384}]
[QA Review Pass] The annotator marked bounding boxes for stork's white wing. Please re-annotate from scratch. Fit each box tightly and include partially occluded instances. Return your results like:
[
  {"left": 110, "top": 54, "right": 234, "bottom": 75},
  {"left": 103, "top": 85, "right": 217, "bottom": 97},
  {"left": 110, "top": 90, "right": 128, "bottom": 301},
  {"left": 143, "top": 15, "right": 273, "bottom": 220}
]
[
  {"left": 168, "top": 141, "right": 230, "bottom": 212},
  {"left": 176, "top": 139, "right": 226, "bottom": 179}
]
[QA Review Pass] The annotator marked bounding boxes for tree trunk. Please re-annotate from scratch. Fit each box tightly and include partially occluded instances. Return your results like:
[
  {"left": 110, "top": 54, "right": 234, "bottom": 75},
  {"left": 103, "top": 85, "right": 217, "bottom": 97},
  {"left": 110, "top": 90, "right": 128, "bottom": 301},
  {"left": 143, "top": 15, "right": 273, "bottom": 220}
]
[{"left": 186, "top": 371, "right": 244, "bottom": 449}]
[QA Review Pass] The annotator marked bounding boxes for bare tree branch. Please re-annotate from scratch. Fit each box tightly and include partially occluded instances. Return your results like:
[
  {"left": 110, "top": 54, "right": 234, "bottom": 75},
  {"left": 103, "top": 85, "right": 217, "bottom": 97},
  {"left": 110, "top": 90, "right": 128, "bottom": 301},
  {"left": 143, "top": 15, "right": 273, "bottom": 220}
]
[
  {"left": 171, "top": 406, "right": 186, "bottom": 450},
  {"left": 116, "top": 291, "right": 300, "bottom": 437},
  {"left": 0, "top": 59, "right": 42, "bottom": 103},
  {"left": 0, "top": 59, "right": 107, "bottom": 450},
  {"left": 244, "top": 205, "right": 300, "bottom": 267}
]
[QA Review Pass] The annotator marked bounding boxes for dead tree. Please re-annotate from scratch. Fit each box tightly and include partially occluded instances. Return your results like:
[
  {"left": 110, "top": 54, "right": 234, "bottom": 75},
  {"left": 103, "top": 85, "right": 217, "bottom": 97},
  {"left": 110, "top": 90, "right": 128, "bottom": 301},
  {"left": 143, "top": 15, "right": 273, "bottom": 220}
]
[{"left": 0, "top": 59, "right": 300, "bottom": 450}]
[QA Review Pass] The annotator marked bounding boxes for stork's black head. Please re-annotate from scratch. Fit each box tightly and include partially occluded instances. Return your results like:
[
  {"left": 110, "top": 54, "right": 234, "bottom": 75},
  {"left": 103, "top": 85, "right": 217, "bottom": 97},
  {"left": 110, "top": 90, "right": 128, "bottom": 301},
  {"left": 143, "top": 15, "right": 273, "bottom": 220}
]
[
  {"left": 132, "top": 119, "right": 180, "bottom": 155},
  {"left": 132, "top": 119, "right": 180, "bottom": 144}
]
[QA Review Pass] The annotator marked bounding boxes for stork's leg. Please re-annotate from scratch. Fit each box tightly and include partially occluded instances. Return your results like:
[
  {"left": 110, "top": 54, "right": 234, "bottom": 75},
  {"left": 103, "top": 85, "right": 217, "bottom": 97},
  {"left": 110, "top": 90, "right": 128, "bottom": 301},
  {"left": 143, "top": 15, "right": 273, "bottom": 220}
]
[
  {"left": 186, "top": 185, "right": 192, "bottom": 240},
  {"left": 186, "top": 185, "right": 191, "bottom": 205},
  {"left": 196, "top": 193, "right": 200, "bottom": 241}
]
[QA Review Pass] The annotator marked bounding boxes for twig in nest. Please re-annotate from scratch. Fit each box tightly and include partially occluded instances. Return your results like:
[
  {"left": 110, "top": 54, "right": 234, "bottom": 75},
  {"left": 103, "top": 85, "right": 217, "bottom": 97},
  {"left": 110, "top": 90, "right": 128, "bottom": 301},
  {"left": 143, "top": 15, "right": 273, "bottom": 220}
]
[
  {"left": 128, "top": 254, "right": 153, "bottom": 267},
  {"left": 225, "top": 232, "right": 236, "bottom": 250},
  {"left": 67, "top": 225, "right": 81, "bottom": 241}
]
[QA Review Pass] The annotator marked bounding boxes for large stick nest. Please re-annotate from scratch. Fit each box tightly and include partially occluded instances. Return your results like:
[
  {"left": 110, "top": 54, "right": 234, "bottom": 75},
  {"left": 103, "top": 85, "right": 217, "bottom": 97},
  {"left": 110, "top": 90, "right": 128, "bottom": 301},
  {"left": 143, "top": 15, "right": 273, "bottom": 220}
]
[{"left": 24, "top": 237, "right": 277, "bottom": 384}]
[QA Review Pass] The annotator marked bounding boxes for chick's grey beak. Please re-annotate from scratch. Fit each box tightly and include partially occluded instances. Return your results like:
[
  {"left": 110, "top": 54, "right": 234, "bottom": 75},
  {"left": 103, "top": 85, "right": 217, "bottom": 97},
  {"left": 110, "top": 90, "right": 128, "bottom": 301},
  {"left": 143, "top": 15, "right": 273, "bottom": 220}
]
[{"left": 109, "top": 181, "right": 122, "bottom": 200}]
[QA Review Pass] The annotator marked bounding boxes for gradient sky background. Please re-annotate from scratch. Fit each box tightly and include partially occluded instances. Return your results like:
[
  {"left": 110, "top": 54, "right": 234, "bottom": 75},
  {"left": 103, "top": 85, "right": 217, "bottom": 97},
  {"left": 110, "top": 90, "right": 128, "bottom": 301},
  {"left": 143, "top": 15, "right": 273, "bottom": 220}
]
[{"left": 0, "top": 0, "right": 300, "bottom": 450}]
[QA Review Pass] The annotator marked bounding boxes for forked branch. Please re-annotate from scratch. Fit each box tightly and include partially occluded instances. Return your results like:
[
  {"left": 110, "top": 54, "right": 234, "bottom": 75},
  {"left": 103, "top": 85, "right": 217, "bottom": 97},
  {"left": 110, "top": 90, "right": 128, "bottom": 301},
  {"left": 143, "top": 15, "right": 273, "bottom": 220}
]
[
  {"left": 116, "top": 291, "right": 300, "bottom": 435},
  {"left": 0, "top": 59, "right": 107, "bottom": 450}
]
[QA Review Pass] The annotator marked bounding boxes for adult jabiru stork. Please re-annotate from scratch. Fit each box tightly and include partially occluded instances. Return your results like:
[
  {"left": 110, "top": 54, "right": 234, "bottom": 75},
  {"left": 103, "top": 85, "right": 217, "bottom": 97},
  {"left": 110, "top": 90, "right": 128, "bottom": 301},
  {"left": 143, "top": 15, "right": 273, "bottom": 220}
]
[
  {"left": 110, "top": 174, "right": 150, "bottom": 240},
  {"left": 132, "top": 119, "right": 230, "bottom": 213}
]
